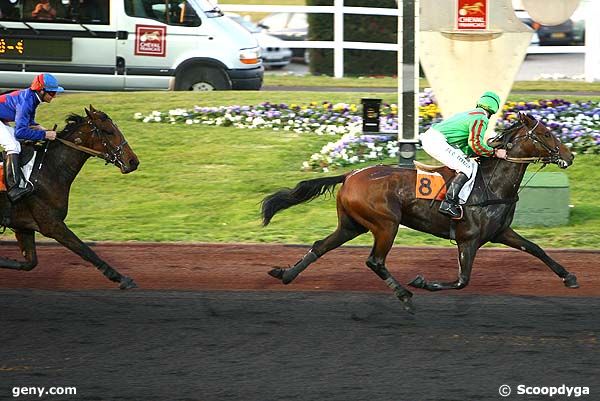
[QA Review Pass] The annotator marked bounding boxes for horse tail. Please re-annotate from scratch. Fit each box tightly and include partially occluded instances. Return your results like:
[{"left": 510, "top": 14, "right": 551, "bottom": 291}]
[{"left": 261, "top": 174, "right": 347, "bottom": 226}]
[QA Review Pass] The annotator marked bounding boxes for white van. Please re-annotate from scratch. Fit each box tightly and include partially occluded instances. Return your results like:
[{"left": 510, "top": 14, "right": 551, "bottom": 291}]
[{"left": 0, "top": 0, "right": 263, "bottom": 90}]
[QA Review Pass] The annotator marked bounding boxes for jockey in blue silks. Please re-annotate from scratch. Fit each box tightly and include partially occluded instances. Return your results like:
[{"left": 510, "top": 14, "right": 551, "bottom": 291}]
[{"left": 0, "top": 73, "right": 63, "bottom": 202}]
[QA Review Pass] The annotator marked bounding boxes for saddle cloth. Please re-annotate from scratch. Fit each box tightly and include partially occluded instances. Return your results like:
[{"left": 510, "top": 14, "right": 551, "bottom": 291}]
[{"left": 415, "top": 164, "right": 478, "bottom": 205}]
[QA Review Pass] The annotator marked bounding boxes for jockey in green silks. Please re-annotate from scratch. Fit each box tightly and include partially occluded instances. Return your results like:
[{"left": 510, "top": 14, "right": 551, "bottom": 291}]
[{"left": 420, "top": 91, "right": 507, "bottom": 219}]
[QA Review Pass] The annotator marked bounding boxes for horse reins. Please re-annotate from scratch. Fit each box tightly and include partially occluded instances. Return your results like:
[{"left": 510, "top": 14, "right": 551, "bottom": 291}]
[
  {"left": 503, "top": 120, "right": 562, "bottom": 165},
  {"left": 477, "top": 118, "right": 559, "bottom": 205}
]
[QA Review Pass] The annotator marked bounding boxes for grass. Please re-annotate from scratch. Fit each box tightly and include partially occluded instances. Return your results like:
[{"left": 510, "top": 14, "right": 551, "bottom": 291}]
[
  {"left": 264, "top": 75, "right": 600, "bottom": 93},
  {"left": 5, "top": 90, "right": 596, "bottom": 249}
]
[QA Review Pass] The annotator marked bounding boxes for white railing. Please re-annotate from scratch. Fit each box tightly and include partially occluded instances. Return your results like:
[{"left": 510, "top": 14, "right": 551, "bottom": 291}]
[
  {"left": 218, "top": 1, "right": 399, "bottom": 78},
  {"left": 220, "top": 3, "right": 594, "bottom": 78}
]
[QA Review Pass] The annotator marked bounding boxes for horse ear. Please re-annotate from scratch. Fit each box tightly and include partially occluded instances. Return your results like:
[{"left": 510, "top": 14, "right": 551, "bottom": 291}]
[
  {"left": 85, "top": 108, "right": 92, "bottom": 118},
  {"left": 89, "top": 104, "right": 96, "bottom": 112}
]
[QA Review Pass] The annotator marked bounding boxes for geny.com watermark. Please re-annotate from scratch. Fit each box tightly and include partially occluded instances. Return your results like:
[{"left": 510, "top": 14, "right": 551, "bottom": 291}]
[
  {"left": 499, "top": 384, "right": 590, "bottom": 398},
  {"left": 12, "top": 386, "right": 77, "bottom": 398}
]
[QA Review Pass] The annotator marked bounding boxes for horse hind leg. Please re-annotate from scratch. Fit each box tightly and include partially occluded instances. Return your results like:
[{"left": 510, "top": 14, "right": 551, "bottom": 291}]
[
  {"left": 268, "top": 213, "right": 366, "bottom": 285},
  {"left": 366, "top": 223, "right": 415, "bottom": 314},
  {"left": 0, "top": 229, "right": 38, "bottom": 271}
]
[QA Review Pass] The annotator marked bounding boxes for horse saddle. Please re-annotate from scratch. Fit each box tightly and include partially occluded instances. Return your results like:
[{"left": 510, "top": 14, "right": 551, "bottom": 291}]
[
  {"left": 0, "top": 143, "right": 37, "bottom": 166},
  {"left": 0, "top": 143, "right": 40, "bottom": 192}
]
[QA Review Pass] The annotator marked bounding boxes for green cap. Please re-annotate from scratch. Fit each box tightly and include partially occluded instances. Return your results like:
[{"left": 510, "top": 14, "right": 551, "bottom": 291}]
[{"left": 476, "top": 91, "right": 501, "bottom": 114}]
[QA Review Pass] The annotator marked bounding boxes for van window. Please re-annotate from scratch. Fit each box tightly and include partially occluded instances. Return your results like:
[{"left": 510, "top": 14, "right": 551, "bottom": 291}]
[
  {"left": 124, "top": 0, "right": 201, "bottom": 27},
  {"left": 74, "top": 0, "right": 109, "bottom": 24},
  {"left": 0, "top": 0, "right": 23, "bottom": 20},
  {"left": 0, "top": 0, "right": 109, "bottom": 24}
]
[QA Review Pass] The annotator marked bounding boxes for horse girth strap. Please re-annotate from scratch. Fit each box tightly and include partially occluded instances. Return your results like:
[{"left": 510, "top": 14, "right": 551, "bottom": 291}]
[
  {"left": 57, "top": 137, "right": 107, "bottom": 160},
  {"left": 467, "top": 196, "right": 519, "bottom": 207}
]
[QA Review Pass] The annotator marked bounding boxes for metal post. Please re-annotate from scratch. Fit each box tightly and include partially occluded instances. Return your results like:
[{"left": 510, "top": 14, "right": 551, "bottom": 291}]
[
  {"left": 333, "top": 0, "right": 344, "bottom": 78},
  {"left": 398, "top": 0, "right": 419, "bottom": 167}
]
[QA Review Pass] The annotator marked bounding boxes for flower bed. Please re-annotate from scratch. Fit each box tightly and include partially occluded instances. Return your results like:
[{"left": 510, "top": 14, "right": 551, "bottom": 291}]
[{"left": 134, "top": 91, "right": 600, "bottom": 171}]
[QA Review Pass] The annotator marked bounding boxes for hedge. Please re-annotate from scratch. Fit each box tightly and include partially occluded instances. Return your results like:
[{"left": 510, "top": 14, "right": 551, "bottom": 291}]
[{"left": 307, "top": 0, "right": 398, "bottom": 76}]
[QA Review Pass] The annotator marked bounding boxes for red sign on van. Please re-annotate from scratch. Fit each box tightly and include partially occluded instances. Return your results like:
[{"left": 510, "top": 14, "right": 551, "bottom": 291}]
[
  {"left": 135, "top": 25, "right": 166, "bottom": 57},
  {"left": 456, "top": 0, "right": 487, "bottom": 30}
]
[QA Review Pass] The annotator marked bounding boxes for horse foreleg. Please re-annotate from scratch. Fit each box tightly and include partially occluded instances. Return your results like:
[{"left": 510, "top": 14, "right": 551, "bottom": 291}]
[
  {"left": 366, "top": 223, "right": 415, "bottom": 314},
  {"left": 491, "top": 227, "right": 578, "bottom": 288},
  {"left": 0, "top": 229, "right": 38, "bottom": 270},
  {"left": 269, "top": 213, "right": 366, "bottom": 284},
  {"left": 39, "top": 221, "right": 137, "bottom": 289},
  {"left": 409, "top": 239, "right": 479, "bottom": 291}
]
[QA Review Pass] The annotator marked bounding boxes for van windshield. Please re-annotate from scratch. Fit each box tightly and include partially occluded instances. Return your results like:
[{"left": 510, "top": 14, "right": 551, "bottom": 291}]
[{"left": 196, "top": 0, "right": 223, "bottom": 17}]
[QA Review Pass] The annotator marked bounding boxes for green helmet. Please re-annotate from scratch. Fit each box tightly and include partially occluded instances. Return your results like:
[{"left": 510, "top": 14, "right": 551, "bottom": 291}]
[{"left": 476, "top": 91, "right": 501, "bottom": 114}]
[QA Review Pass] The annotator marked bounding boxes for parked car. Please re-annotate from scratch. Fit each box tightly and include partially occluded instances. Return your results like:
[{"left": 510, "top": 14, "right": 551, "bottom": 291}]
[
  {"left": 227, "top": 13, "right": 292, "bottom": 69},
  {"left": 513, "top": 1, "right": 585, "bottom": 46},
  {"left": 258, "top": 12, "right": 309, "bottom": 63}
]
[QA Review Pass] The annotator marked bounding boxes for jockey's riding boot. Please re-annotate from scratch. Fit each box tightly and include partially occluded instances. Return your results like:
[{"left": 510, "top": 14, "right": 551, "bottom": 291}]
[
  {"left": 5, "top": 153, "right": 34, "bottom": 203},
  {"left": 439, "top": 172, "right": 469, "bottom": 219}
]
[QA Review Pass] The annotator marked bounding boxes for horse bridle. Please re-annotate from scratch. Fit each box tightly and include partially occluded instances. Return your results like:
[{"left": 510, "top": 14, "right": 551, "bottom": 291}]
[
  {"left": 499, "top": 119, "right": 564, "bottom": 166},
  {"left": 57, "top": 117, "right": 128, "bottom": 168}
]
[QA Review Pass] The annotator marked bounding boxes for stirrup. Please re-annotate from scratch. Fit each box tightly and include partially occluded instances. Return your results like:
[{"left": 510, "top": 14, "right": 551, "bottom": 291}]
[
  {"left": 439, "top": 201, "right": 463, "bottom": 220},
  {"left": 8, "top": 183, "right": 34, "bottom": 203}
]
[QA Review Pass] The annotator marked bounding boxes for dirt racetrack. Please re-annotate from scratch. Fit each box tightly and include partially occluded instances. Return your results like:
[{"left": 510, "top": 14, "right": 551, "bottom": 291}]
[
  {"left": 1, "top": 243, "right": 599, "bottom": 400},
  {"left": 0, "top": 242, "right": 599, "bottom": 296}
]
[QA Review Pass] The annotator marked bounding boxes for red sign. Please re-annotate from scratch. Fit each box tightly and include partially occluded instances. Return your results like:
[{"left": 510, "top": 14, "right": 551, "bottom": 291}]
[
  {"left": 135, "top": 25, "right": 166, "bottom": 57},
  {"left": 456, "top": 0, "right": 487, "bottom": 30}
]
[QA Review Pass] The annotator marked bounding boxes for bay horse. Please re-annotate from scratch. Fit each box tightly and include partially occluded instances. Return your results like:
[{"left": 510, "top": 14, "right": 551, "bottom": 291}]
[
  {"left": 261, "top": 112, "right": 577, "bottom": 313},
  {"left": 0, "top": 105, "right": 140, "bottom": 289}
]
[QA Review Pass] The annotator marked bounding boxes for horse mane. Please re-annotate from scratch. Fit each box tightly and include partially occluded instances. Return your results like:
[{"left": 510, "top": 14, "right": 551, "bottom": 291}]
[
  {"left": 59, "top": 113, "right": 87, "bottom": 138},
  {"left": 501, "top": 119, "right": 523, "bottom": 135}
]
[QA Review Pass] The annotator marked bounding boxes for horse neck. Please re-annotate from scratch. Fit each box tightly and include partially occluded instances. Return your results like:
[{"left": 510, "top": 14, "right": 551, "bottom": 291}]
[
  {"left": 480, "top": 158, "right": 528, "bottom": 198},
  {"left": 44, "top": 138, "right": 92, "bottom": 186}
]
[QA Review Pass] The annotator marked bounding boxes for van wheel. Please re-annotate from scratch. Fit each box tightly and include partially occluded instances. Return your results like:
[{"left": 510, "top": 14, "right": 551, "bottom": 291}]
[{"left": 175, "top": 67, "right": 231, "bottom": 91}]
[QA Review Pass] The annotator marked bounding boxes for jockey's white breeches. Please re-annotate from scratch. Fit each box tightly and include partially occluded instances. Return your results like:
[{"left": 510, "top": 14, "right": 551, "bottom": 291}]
[
  {"left": 420, "top": 127, "right": 478, "bottom": 204},
  {"left": 420, "top": 127, "right": 476, "bottom": 178},
  {"left": 0, "top": 123, "right": 21, "bottom": 155}
]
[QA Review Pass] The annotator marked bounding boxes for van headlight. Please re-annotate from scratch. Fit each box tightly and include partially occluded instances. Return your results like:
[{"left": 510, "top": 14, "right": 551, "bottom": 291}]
[{"left": 239, "top": 47, "right": 261, "bottom": 65}]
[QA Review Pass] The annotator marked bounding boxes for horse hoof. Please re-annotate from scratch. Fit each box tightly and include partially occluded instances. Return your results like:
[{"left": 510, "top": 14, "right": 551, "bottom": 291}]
[
  {"left": 563, "top": 274, "right": 579, "bottom": 289},
  {"left": 119, "top": 276, "right": 138, "bottom": 290},
  {"left": 268, "top": 268, "right": 284, "bottom": 280},
  {"left": 408, "top": 275, "right": 426, "bottom": 289},
  {"left": 400, "top": 296, "right": 416, "bottom": 315}
]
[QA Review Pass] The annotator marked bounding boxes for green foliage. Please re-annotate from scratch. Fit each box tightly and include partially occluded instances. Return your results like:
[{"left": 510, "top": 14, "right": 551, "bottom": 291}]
[{"left": 306, "top": 0, "right": 397, "bottom": 76}]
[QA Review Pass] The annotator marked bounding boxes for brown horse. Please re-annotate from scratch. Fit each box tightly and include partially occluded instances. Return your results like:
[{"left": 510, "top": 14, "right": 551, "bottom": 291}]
[
  {"left": 261, "top": 112, "right": 577, "bottom": 313},
  {"left": 0, "top": 105, "right": 140, "bottom": 289}
]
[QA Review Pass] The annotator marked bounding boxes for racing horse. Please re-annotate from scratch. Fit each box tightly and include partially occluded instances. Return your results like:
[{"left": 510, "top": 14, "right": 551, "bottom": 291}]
[
  {"left": 0, "top": 105, "right": 140, "bottom": 289},
  {"left": 261, "top": 112, "right": 577, "bottom": 313}
]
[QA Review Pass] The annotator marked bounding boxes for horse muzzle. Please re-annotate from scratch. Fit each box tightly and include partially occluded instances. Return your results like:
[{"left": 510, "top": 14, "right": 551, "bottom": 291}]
[
  {"left": 120, "top": 158, "right": 139, "bottom": 174},
  {"left": 557, "top": 159, "right": 571, "bottom": 169}
]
